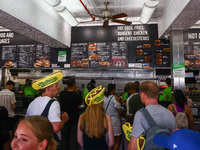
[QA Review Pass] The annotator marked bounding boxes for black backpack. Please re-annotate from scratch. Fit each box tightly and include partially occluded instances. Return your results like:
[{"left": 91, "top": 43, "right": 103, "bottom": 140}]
[{"left": 141, "top": 108, "right": 170, "bottom": 150}]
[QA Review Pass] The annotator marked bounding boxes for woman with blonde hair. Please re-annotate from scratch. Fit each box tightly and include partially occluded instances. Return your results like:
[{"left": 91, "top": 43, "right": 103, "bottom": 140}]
[
  {"left": 11, "top": 116, "right": 57, "bottom": 150},
  {"left": 77, "top": 85, "right": 114, "bottom": 150}
]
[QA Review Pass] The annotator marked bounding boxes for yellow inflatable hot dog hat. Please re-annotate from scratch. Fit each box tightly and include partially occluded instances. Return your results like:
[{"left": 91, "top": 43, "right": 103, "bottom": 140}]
[
  {"left": 85, "top": 85, "right": 105, "bottom": 106},
  {"left": 32, "top": 70, "right": 63, "bottom": 90},
  {"left": 122, "top": 122, "right": 133, "bottom": 141}
]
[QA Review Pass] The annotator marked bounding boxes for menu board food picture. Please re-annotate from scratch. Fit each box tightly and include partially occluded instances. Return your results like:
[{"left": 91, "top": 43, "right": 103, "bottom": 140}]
[
  {"left": 34, "top": 45, "right": 51, "bottom": 68},
  {"left": 71, "top": 43, "right": 88, "bottom": 67},
  {"left": 89, "top": 42, "right": 110, "bottom": 68},
  {"left": 111, "top": 42, "right": 128, "bottom": 67},
  {"left": 2, "top": 45, "right": 17, "bottom": 67},
  {"left": 184, "top": 30, "right": 200, "bottom": 68}
]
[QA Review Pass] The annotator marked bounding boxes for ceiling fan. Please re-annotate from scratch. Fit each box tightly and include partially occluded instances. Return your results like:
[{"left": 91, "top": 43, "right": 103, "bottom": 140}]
[{"left": 92, "top": 1, "right": 132, "bottom": 28}]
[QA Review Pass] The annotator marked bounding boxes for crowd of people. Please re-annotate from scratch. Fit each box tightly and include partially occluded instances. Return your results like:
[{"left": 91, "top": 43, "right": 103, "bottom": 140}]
[{"left": 0, "top": 70, "right": 199, "bottom": 150}]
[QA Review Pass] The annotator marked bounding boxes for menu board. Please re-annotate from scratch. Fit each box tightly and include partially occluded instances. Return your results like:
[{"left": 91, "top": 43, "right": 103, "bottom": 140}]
[
  {"left": 71, "top": 42, "right": 128, "bottom": 68},
  {"left": 111, "top": 42, "right": 128, "bottom": 67},
  {"left": 89, "top": 42, "right": 110, "bottom": 67},
  {"left": 34, "top": 45, "right": 51, "bottom": 68},
  {"left": 184, "top": 29, "right": 200, "bottom": 68},
  {"left": 71, "top": 43, "right": 88, "bottom": 67},
  {"left": 17, "top": 45, "right": 35, "bottom": 68},
  {"left": 2, "top": 45, "right": 17, "bottom": 67}
]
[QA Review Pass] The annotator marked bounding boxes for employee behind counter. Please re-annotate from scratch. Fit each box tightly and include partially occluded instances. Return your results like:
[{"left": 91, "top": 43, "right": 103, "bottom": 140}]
[{"left": 22, "top": 79, "right": 38, "bottom": 109}]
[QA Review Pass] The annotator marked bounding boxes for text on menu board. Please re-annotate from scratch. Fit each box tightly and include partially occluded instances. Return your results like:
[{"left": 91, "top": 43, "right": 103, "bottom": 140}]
[
  {"left": 0, "top": 32, "right": 14, "bottom": 44},
  {"left": 117, "top": 25, "right": 149, "bottom": 42}
]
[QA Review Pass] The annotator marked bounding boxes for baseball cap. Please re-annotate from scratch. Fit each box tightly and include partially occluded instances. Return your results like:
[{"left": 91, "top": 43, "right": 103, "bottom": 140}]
[{"left": 153, "top": 129, "right": 200, "bottom": 150}]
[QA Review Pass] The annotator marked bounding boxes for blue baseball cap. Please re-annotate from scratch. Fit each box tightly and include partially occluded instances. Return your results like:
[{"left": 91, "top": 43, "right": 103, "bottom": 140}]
[{"left": 153, "top": 129, "right": 200, "bottom": 150}]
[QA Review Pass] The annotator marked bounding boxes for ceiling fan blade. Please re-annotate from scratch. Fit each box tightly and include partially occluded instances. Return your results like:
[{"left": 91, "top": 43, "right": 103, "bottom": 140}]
[
  {"left": 112, "top": 13, "right": 128, "bottom": 19},
  {"left": 111, "top": 19, "right": 132, "bottom": 25},
  {"left": 103, "top": 20, "right": 109, "bottom": 28}
]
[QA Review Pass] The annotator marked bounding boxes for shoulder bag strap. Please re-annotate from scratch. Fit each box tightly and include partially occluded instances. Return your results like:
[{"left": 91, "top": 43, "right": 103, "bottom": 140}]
[
  {"left": 172, "top": 104, "right": 178, "bottom": 114},
  {"left": 141, "top": 108, "right": 157, "bottom": 127},
  {"left": 41, "top": 99, "right": 55, "bottom": 118},
  {"left": 105, "top": 95, "right": 114, "bottom": 113}
]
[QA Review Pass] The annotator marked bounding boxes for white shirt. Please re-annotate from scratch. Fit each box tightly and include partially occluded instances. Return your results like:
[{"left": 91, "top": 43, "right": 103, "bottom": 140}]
[{"left": 0, "top": 89, "right": 16, "bottom": 117}]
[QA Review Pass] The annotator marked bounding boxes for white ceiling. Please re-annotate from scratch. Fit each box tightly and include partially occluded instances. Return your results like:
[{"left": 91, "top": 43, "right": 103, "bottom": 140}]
[{"left": 0, "top": 0, "right": 200, "bottom": 47}]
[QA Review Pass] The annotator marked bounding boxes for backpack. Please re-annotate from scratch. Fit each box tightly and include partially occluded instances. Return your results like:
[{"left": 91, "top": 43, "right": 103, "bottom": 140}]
[
  {"left": 172, "top": 104, "right": 188, "bottom": 129},
  {"left": 141, "top": 108, "right": 170, "bottom": 150}
]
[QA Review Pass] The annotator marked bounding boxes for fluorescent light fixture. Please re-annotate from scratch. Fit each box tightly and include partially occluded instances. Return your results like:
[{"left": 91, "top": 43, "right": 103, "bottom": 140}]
[
  {"left": 45, "top": 0, "right": 61, "bottom": 6},
  {"left": 140, "top": 1, "right": 159, "bottom": 24},
  {"left": 57, "top": 7, "right": 78, "bottom": 26}
]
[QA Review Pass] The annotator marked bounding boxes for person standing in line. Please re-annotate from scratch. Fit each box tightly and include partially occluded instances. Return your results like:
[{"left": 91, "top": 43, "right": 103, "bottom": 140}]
[
  {"left": 26, "top": 71, "right": 69, "bottom": 149},
  {"left": 83, "top": 79, "right": 96, "bottom": 100},
  {"left": 167, "top": 89, "right": 193, "bottom": 129},
  {"left": 128, "top": 81, "right": 176, "bottom": 150},
  {"left": 59, "top": 77, "right": 82, "bottom": 150},
  {"left": 104, "top": 83, "right": 122, "bottom": 150},
  {"left": 125, "top": 82, "right": 144, "bottom": 124},
  {"left": 163, "top": 78, "right": 172, "bottom": 101},
  {"left": 77, "top": 85, "right": 114, "bottom": 150},
  {"left": 0, "top": 81, "right": 16, "bottom": 138},
  {"left": 11, "top": 116, "right": 57, "bottom": 150}
]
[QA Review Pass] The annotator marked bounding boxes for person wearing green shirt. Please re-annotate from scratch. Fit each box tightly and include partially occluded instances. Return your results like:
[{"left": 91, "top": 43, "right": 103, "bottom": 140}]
[
  {"left": 161, "top": 78, "right": 172, "bottom": 101},
  {"left": 83, "top": 79, "right": 95, "bottom": 100},
  {"left": 24, "top": 86, "right": 38, "bottom": 97}
]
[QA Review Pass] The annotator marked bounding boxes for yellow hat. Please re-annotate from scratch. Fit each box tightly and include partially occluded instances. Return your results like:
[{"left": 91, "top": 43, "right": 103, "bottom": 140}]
[
  {"left": 122, "top": 122, "right": 133, "bottom": 141},
  {"left": 32, "top": 70, "right": 63, "bottom": 90},
  {"left": 85, "top": 85, "right": 105, "bottom": 106}
]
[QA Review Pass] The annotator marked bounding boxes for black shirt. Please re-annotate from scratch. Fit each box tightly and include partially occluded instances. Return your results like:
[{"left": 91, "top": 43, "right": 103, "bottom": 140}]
[{"left": 59, "top": 90, "right": 82, "bottom": 123}]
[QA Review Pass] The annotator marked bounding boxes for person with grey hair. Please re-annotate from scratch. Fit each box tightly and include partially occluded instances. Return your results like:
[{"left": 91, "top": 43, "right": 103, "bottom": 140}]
[{"left": 128, "top": 81, "right": 176, "bottom": 150}]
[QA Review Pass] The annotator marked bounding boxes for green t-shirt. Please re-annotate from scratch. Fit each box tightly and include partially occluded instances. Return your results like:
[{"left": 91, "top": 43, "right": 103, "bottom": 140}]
[
  {"left": 123, "top": 92, "right": 128, "bottom": 100},
  {"left": 83, "top": 88, "right": 89, "bottom": 100},
  {"left": 24, "top": 86, "right": 38, "bottom": 97},
  {"left": 162, "top": 87, "right": 172, "bottom": 101}
]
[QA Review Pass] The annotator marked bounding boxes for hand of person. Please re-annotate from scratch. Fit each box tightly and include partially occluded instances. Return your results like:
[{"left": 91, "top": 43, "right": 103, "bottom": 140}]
[{"left": 61, "top": 112, "right": 69, "bottom": 123}]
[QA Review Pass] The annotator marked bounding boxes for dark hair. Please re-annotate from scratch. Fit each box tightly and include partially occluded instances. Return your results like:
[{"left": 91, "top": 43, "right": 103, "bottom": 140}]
[
  {"left": 134, "top": 81, "right": 140, "bottom": 93},
  {"left": 166, "top": 78, "right": 171, "bottom": 85},
  {"left": 27, "top": 80, "right": 32, "bottom": 86},
  {"left": 105, "top": 83, "right": 116, "bottom": 97},
  {"left": 140, "top": 81, "right": 159, "bottom": 100},
  {"left": 87, "top": 82, "right": 95, "bottom": 92},
  {"left": 124, "top": 82, "right": 134, "bottom": 92},
  {"left": 90, "top": 79, "right": 96, "bottom": 85},
  {"left": 174, "top": 89, "right": 187, "bottom": 109},
  {"left": 6, "top": 80, "right": 15, "bottom": 86},
  {"left": 66, "top": 77, "right": 75, "bottom": 87}
]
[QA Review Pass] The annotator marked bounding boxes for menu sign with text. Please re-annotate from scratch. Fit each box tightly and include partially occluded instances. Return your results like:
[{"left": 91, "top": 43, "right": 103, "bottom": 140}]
[
  {"left": 89, "top": 42, "right": 110, "bottom": 67},
  {"left": 184, "top": 29, "right": 200, "bottom": 68},
  {"left": 71, "top": 43, "right": 88, "bottom": 67},
  {"left": 111, "top": 42, "right": 128, "bottom": 67},
  {"left": 18, "top": 45, "right": 35, "bottom": 68},
  {"left": 2, "top": 45, "right": 17, "bottom": 67}
]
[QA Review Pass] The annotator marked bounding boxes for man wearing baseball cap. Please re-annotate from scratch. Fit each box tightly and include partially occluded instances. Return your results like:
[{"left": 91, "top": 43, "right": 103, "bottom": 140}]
[
  {"left": 26, "top": 70, "right": 69, "bottom": 149},
  {"left": 153, "top": 128, "right": 200, "bottom": 150}
]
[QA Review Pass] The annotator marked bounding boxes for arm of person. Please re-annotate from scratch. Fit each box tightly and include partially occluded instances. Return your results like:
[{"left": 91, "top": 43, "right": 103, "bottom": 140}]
[
  {"left": 167, "top": 104, "right": 174, "bottom": 114},
  {"left": 115, "top": 96, "right": 122, "bottom": 115},
  {"left": 11, "top": 103, "right": 16, "bottom": 110},
  {"left": 187, "top": 106, "right": 194, "bottom": 129},
  {"left": 77, "top": 115, "right": 83, "bottom": 147},
  {"left": 51, "top": 112, "right": 69, "bottom": 133},
  {"left": 106, "top": 115, "right": 114, "bottom": 148},
  {"left": 128, "top": 136, "right": 137, "bottom": 150}
]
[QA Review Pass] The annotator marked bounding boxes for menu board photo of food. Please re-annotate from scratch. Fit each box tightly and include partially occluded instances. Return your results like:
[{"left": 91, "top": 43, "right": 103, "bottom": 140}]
[
  {"left": 71, "top": 43, "right": 88, "bottom": 68},
  {"left": 34, "top": 45, "right": 51, "bottom": 68},
  {"left": 88, "top": 42, "right": 110, "bottom": 68},
  {"left": 184, "top": 46, "right": 200, "bottom": 67}
]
